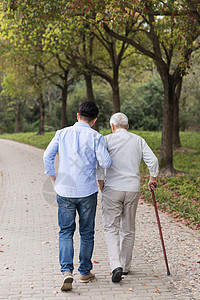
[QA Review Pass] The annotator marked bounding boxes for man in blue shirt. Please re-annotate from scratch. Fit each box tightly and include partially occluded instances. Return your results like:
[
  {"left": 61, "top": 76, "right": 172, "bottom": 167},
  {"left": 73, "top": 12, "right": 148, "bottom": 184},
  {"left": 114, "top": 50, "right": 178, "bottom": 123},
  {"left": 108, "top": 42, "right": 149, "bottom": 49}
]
[{"left": 43, "top": 102, "right": 112, "bottom": 291}]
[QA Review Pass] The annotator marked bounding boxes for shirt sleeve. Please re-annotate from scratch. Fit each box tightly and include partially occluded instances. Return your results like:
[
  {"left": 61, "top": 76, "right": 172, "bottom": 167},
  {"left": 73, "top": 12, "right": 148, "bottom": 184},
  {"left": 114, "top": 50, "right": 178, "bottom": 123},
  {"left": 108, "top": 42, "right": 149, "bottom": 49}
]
[
  {"left": 142, "top": 138, "right": 159, "bottom": 177},
  {"left": 43, "top": 131, "right": 60, "bottom": 176},
  {"left": 95, "top": 135, "right": 112, "bottom": 169},
  {"left": 96, "top": 163, "right": 105, "bottom": 180}
]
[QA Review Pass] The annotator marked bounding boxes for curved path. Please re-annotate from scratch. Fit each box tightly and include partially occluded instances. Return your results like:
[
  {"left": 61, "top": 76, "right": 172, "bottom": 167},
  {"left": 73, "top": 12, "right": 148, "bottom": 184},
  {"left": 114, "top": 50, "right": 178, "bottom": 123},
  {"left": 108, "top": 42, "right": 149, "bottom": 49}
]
[{"left": 0, "top": 138, "right": 199, "bottom": 300}]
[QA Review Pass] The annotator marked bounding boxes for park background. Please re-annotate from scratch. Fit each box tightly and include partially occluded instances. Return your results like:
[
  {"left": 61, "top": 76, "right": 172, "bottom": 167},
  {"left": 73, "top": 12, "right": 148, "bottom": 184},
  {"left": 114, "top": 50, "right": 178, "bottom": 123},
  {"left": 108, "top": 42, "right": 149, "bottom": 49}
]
[{"left": 0, "top": 1, "right": 199, "bottom": 230}]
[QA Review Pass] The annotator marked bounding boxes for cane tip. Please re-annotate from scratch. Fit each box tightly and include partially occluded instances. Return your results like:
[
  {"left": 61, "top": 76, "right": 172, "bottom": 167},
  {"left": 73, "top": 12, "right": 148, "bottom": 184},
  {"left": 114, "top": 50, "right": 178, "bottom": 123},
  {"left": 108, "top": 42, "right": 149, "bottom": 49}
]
[{"left": 167, "top": 270, "right": 170, "bottom": 276}]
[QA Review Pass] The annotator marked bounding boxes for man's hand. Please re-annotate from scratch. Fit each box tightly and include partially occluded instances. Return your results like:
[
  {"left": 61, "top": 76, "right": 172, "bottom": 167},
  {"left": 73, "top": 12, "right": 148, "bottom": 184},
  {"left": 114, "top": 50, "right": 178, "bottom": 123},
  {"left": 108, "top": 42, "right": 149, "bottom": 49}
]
[
  {"left": 148, "top": 177, "right": 157, "bottom": 192},
  {"left": 98, "top": 180, "right": 104, "bottom": 192},
  {"left": 50, "top": 175, "right": 56, "bottom": 185}
]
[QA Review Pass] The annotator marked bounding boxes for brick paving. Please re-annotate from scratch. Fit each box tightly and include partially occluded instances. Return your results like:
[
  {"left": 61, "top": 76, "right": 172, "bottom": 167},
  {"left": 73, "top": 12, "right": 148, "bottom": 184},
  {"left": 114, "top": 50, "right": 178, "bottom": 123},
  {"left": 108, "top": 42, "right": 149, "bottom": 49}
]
[{"left": 0, "top": 138, "right": 199, "bottom": 300}]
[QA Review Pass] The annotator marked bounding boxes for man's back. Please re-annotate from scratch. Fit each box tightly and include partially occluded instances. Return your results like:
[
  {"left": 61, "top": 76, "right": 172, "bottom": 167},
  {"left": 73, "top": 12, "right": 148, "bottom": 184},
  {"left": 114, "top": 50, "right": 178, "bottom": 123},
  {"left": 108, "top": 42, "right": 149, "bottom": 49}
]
[
  {"left": 44, "top": 122, "right": 112, "bottom": 198},
  {"left": 103, "top": 129, "right": 158, "bottom": 192}
]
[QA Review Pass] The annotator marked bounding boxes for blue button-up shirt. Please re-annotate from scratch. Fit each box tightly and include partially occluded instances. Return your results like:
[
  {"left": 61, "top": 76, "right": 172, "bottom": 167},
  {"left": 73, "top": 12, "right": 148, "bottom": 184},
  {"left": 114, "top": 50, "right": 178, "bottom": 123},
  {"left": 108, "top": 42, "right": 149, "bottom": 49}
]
[{"left": 43, "top": 122, "right": 112, "bottom": 197}]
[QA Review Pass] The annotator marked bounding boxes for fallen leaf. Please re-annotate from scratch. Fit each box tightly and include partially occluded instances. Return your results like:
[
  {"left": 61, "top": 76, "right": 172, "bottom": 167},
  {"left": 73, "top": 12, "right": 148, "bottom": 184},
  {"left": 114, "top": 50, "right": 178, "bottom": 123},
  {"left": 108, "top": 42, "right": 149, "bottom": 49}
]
[
  {"left": 154, "top": 275, "right": 158, "bottom": 277},
  {"left": 155, "top": 289, "right": 160, "bottom": 293}
]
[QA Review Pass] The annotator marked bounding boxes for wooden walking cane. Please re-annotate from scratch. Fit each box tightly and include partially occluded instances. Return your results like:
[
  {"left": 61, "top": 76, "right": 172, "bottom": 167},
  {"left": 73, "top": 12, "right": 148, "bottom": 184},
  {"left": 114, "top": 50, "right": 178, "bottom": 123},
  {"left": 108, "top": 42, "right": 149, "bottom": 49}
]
[{"left": 151, "top": 189, "right": 171, "bottom": 275}]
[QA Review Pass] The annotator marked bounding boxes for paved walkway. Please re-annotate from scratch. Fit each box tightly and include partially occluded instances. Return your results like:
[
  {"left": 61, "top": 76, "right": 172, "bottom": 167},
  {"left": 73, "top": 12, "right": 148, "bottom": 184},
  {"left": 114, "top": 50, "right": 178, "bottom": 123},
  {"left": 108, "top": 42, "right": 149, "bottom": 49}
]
[{"left": 0, "top": 138, "right": 199, "bottom": 300}]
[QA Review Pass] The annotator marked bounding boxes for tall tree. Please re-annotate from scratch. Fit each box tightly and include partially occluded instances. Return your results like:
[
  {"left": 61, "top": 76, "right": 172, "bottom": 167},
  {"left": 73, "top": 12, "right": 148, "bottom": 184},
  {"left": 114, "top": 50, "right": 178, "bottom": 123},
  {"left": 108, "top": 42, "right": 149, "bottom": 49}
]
[
  {"left": 75, "top": 0, "right": 200, "bottom": 172},
  {"left": 0, "top": 50, "right": 35, "bottom": 133}
]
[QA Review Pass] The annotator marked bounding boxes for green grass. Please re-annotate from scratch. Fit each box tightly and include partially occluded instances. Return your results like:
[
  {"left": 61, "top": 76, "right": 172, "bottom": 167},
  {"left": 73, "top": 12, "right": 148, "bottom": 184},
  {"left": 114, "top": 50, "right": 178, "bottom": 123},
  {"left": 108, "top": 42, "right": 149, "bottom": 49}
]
[
  {"left": 0, "top": 132, "right": 55, "bottom": 149},
  {"left": 0, "top": 130, "right": 200, "bottom": 230}
]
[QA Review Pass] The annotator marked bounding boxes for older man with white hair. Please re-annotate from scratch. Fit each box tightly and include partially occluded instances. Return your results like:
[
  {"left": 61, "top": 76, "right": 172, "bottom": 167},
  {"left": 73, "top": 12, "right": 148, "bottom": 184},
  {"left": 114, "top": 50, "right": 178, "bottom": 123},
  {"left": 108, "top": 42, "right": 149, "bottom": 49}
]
[{"left": 97, "top": 112, "right": 159, "bottom": 283}]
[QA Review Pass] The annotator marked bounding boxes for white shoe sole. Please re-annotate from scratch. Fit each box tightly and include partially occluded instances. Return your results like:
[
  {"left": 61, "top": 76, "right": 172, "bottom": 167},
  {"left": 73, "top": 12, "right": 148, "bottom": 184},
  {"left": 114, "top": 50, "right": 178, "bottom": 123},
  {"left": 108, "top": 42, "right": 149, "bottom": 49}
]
[{"left": 61, "top": 276, "right": 73, "bottom": 291}]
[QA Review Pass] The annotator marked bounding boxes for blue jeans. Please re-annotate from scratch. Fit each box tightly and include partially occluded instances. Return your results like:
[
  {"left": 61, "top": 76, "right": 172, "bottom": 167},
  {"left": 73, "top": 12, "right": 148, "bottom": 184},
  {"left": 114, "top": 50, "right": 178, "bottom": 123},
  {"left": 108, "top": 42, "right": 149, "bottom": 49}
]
[{"left": 57, "top": 193, "right": 97, "bottom": 276}]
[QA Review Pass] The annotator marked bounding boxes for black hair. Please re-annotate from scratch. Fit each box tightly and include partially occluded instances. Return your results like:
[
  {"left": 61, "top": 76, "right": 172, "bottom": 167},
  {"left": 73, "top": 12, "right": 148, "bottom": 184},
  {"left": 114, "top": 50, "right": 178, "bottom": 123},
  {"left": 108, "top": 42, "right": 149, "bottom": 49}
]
[{"left": 79, "top": 102, "right": 99, "bottom": 122}]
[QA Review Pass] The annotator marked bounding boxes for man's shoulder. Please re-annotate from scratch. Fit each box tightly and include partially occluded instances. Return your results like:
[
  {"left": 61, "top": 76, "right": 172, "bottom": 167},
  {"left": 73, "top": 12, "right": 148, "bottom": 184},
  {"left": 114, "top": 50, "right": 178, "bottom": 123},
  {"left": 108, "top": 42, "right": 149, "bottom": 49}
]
[
  {"left": 105, "top": 130, "right": 142, "bottom": 139},
  {"left": 59, "top": 125, "right": 74, "bottom": 133},
  {"left": 128, "top": 131, "right": 143, "bottom": 139},
  {"left": 106, "top": 131, "right": 144, "bottom": 145},
  {"left": 55, "top": 125, "right": 74, "bottom": 137},
  {"left": 104, "top": 132, "right": 112, "bottom": 142},
  {"left": 88, "top": 127, "right": 103, "bottom": 139}
]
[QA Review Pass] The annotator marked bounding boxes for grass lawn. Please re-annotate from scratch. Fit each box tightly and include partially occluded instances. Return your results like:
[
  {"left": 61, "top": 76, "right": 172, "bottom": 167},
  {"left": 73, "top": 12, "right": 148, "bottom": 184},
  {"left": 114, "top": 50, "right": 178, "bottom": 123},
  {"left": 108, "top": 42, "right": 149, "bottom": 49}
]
[{"left": 0, "top": 130, "right": 199, "bottom": 230}]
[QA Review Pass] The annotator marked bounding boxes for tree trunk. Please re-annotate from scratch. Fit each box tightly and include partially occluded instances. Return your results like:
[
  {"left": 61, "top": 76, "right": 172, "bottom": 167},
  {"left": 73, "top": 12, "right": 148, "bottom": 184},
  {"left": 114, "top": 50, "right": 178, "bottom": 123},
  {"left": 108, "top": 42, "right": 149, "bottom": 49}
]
[
  {"left": 173, "top": 78, "right": 182, "bottom": 148},
  {"left": 160, "top": 74, "right": 174, "bottom": 173},
  {"left": 85, "top": 73, "right": 95, "bottom": 102},
  {"left": 37, "top": 93, "right": 45, "bottom": 135},
  {"left": 14, "top": 101, "right": 19, "bottom": 133},
  {"left": 60, "top": 84, "right": 67, "bottom": 129},
  {"left": 60, "top": 70, "right": 68, "bottom": 129},
  {"left": 112, "top": 67, "right": 120, "bottom": 113},
  {"left": 84, "top": 73, "right": 99, "bottom": 131},
  {"left": 19, "top": 111, "right": 23, "bottom": 132},
  {"left": 18, "top": 102, "right": 24, "bottom": 132},
  {"left": 15, "top": 101, "right": 24, "bottom": 133},
  {"left": 112, "top": 85, "right": 120, "bottom": 113}
]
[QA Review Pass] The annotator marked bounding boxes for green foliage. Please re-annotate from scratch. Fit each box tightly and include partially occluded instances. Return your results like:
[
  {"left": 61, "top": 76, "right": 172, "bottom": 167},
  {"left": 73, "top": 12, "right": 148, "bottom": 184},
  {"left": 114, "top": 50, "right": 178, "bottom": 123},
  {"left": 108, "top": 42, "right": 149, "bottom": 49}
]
[
  {"left": 121, "top": 76, "right": 164, "bottom": 130},
  {"left": 138, "top": 131, "right": 200, "bottom": 230},
  {"left": 67, "top": 79, "right": 113, "bottom": 128},
  {"left": 179, "top": 54, "right": 200, "bottom": 131},
  {"left": 67, "top": 76, "right": 164, "bottom": 131},
  {"left": 141, "top": 173, "right": 200, "bottom": 229},
  {"left": 0, "top": 98, "right": 15, "bottom": 133},
  {"left": 67, "top": 81, "right": 88, "bottom": 125}
]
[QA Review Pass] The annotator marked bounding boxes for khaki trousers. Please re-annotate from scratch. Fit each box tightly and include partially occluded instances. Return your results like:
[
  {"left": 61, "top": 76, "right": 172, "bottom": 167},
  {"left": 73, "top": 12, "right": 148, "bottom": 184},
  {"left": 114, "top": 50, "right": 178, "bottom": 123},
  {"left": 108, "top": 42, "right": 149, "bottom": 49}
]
[{"left": 101, "top": 186, "right": 139, "bottom": 272}]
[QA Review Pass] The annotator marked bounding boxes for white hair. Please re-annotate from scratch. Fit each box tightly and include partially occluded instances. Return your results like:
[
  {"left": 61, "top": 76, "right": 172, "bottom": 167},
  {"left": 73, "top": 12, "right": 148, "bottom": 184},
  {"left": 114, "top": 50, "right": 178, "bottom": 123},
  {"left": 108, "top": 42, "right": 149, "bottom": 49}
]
[{"left": 110, "top": 112, "right": 128, "bottom": 127}]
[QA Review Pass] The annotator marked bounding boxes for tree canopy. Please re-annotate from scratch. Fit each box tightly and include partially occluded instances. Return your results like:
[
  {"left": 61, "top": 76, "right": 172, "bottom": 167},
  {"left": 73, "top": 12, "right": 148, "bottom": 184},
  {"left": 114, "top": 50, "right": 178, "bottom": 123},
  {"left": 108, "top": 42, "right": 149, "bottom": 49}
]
[{"left": 0, "top": 0, "right": 200, "bottom": 172}]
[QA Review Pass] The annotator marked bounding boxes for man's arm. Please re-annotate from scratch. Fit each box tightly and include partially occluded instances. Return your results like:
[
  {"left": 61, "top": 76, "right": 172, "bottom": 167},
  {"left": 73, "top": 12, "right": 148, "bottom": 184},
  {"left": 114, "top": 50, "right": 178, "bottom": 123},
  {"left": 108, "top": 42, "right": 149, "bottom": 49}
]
[
  {"left": 97, "top": 162, "right": 105, "bottom": 191},
  {"left": 95, "top": 135, "right": 112, "bottom": 169},
  {"left": 98, "top": 180, "right": 104, "bottom": 192},
  {"left": 96, "top": 135, "right": 111, "bottom": 191},
  {"left": 49, "top": 175, "right": 56, "bottom": 185},
  {"left": 43, "top": 131, "right": 59, "bottom": 183},
  {"left": 141, "top": 138, "right": 159, "bottom": 191}
]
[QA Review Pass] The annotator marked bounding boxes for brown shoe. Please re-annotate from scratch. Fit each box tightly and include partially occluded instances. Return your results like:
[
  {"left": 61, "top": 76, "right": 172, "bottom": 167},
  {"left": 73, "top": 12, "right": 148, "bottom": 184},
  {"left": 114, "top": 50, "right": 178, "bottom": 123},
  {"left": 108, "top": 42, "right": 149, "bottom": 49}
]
[
  {"left": 61, "top": 272, "right": 73, "bottom": 291},
  {"left": 80, "top": 272, "right": 95, "bottom": 283}
]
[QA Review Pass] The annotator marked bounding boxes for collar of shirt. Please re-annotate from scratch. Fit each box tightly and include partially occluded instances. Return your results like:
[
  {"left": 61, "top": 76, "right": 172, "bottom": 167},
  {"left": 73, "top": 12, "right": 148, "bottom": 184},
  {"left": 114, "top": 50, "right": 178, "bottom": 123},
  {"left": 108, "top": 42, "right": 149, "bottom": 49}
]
[
  {"left": 74, "top": 121, "right": 91, "bottom": 128},
  {"left": 115, "top": 128, "right": 127, "bottom": 133}
]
